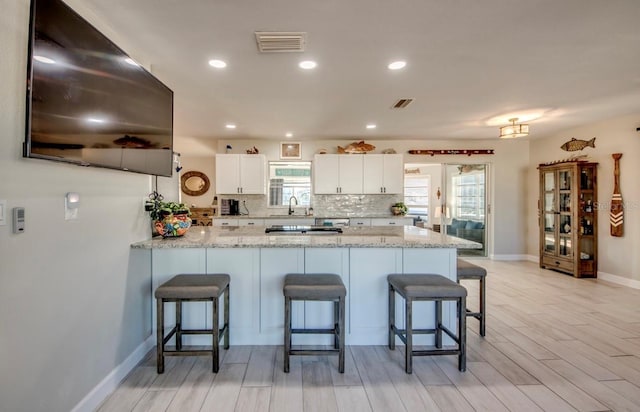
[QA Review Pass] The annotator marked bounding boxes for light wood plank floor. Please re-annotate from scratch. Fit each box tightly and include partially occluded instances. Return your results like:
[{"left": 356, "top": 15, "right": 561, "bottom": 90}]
[{"left": 98, "top": 261, "right": 640, "bottom": 411}]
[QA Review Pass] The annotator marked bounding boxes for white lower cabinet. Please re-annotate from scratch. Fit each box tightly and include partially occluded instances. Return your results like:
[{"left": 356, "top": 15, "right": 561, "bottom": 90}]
[
  {"left": 349, "top": 248, "right": 403, "bottom": 344},
  {"left": 370, "top": 217, "right": 414, "bottom": 226},
  {"left": 148, "top": 246, "right": 457, "bottom": 345},
  {"left": 349, "top": 218, "right": 371, "bottom": 227},
  {"left": 206, "top": 249, "right": 260, "bottom": 343},
  {"left": 302, "top": 248, "right": 349, "bottom": 345},
  {"left": 259, "top": 249, "right": 304, "bottom": 341},
  {"left": 237, "top": 219, "right": 265, "bottom": 226},
  {"left": 151, "top": 249, "right": 206, "bottom": 345}
]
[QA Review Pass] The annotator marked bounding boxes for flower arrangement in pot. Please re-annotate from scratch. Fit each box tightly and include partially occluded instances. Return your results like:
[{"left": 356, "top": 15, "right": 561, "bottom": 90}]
[
  {"left": 145, "top": 192, "right": 191, "bottom": 237},
  {"left": 391, "top": 202, "right": 408, "bottom": 216}
]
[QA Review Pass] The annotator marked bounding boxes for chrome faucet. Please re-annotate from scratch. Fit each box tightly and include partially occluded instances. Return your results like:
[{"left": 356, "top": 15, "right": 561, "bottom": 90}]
[{"left": 288, "top": 195, "right": 298, "bottom": 215}]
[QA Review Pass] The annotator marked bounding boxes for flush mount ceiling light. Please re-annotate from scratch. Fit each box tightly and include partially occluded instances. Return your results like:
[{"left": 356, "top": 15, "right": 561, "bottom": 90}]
[
  {"left": 366, "top": 124, "right": 377, "bottom": 129},
  {"left": 299, "top": 60, "right": 317, "bottom": 69},
  {"left": 225, "top": 124, "right": 236, "bottom": 129},
  {"left": 208, "top": 59, "right": 227, "bottom": 68},
  {"left": 285, "top": 132, "right": 293, "bottom": 138},
  {"left": 499, "top": 118, "right": 529, "bottom": 139},
  {"left": 388, "top": 60, "right": 406, "bottom": 70}
]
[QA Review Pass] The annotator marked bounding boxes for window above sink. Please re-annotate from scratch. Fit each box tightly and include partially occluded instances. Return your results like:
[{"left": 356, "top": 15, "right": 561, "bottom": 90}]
[{"left": 268, "top": 161, "right": 312, "bottom": 208}]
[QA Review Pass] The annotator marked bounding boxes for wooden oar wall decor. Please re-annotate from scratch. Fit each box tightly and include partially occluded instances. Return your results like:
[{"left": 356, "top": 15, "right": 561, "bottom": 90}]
[{"left": 610, "top": 153, "right": 623, "bottom": 237}]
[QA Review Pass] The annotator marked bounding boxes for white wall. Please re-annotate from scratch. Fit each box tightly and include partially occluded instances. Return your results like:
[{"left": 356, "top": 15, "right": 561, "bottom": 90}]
[
  {"left": 0, "top": 1, "right": 176, "bottom": 411},
  {"left": 527, "top": 113, "right": 640, "bottom": 281}
]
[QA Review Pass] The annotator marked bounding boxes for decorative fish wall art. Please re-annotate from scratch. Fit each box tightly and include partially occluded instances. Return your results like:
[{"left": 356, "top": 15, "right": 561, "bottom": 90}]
[
  {"left": 337, "top": 140, "right": 376, "bottom": 154},
  {"left": 560, "top": 137, "right": 596, "bottom": 152}
]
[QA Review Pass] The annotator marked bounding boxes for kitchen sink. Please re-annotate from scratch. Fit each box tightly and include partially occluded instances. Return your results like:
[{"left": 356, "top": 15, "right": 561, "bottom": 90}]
[{"left": 265, "top": 225, "right": 343, "bottom": 234}]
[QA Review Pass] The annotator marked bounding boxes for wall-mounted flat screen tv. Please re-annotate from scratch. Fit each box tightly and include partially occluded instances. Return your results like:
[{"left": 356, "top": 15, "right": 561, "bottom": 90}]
[{"left": 24, "top": 0, "right": 174, "bottom": 177}]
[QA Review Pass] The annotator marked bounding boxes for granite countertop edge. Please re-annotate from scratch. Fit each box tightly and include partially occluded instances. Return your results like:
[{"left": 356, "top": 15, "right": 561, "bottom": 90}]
[{"left": 131, "top": 226, "right": 481, "bottom": 250}]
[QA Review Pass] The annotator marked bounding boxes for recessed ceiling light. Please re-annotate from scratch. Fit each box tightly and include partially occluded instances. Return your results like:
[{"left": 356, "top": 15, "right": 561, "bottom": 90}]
[
  {"left": 86, "top": 117, "right": 106, "bottom": 124},
  {"left": 124, "top": 58, "right": 139, "bottom": 66},
  {"left": 388, "top": 61, "right": 406, "bottom": 70},
  {"left": 366, "top": 124, "right": 377, "bottom": 129},
  {"left": 34, "top": 55, "right": 55, "bottom": 64},
  {"left": 225, "top": 124, "right": 236, "bottom": 129},
  {"left": 209, "top": 59, "right": 227, "bottom": 68},
  {"left": 285, "top": 132, "right": 293, "bottom": 138},
  {"left": 299, "top": 60, "right": 317, "bottom": 70}
]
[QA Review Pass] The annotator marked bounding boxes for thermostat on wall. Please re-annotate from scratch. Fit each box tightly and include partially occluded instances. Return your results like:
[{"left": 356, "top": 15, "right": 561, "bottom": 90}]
[{"left": 13, "top": 207, "right": 25, "bottom": 234}]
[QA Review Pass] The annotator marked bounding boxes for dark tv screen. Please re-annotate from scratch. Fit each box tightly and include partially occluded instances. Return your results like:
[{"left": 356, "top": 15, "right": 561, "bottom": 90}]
[{"left": 25, "top": 0, "right": 174, "bottom": 177}]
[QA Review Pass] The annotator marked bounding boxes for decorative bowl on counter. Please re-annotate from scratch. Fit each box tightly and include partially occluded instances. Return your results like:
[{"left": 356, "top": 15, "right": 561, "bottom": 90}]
[{"left": 154, "top": 213, "right": 192, "bottom": 238}]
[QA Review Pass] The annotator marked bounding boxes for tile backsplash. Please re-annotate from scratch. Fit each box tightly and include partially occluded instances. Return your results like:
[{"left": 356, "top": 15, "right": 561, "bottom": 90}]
[{"left": 217, "top": 194, "right": 402, "bottom": 217}]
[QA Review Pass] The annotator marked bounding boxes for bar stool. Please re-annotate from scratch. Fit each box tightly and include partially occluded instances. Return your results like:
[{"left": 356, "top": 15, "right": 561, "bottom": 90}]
[
  {"left": 388, "top": 274, "right": 467, "bottom": 374},
  {"left": 457, "top": 259, "right": 487, "bottom": 336},
  {"left": 155, "top": 274, "right": 230, "bottom": 373},
  {"left": 283, "top": 273, "right": 346, "bottom": 373}
]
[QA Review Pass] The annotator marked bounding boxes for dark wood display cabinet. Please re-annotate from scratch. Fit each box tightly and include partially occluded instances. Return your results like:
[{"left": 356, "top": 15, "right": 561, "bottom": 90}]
[{"left": 539, "top": 161, "right": 598, "bottom": 278}]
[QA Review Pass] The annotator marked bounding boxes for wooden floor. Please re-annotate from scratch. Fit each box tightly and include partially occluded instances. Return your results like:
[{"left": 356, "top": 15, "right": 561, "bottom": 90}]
[{"left": 97, "top": 261, "right": 640, "bottom": 412}]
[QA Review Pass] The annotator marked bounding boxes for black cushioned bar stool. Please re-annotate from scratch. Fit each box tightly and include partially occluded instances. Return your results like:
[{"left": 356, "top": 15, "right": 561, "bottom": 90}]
[
  {"left": 457, "top": 259, "right": 487, "bottom": 336},
  {"left": 388, "top": 274, "right": 467, "bottom": 374},
  {"left": 283, "top": 274, "right": 346, "bottom": 373},
  {"left": 155, "top": 274, "right": 230, "bottom": 373}
]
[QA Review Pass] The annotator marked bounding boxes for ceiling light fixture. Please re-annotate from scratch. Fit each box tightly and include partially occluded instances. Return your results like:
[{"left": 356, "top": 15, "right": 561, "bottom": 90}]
[
  {"left": 285, "top": 132, "right": 293, "bottom": 138},
  {"left": 499, "top": 118, "right": 529, "bottom": 139},
  {"left": 299, "top": 60, "right": 317, "bottom": 69},
  {"left": 225, "top": 124, "right": 236, "bottom": 129},
  {"left": 366, "top": 124, "right": 377, "bottom": 129},
  {"left": 388, "top": 61, "right": 406, "bottom": 70},
  {"left": 208, "top": 59, "right": 227, "bottom": 68}
]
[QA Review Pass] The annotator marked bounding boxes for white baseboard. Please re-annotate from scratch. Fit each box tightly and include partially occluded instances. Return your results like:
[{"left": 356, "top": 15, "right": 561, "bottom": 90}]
[
  {"left": 489, "top": 254, "right": 532, "bottom": 261},
  {"left": 71, "top": 335, "right": 155, "bottom": 412},
  {"left": 597, "top": 271, "right": 640, "bottom": 289}
]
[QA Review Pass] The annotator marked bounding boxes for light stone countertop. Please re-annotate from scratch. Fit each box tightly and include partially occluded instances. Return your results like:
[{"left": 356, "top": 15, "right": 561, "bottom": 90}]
[{"left": 131, "top": 226, "right": 481, "bottom": 249}]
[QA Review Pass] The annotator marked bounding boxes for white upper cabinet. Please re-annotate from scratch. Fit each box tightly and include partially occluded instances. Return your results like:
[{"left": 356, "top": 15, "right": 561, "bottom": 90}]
[
  {"left": 313, "top": 155, "right": 363, "bottom": 194},
  {"left": 362, "top": 154, "right": 403, "bottom": 194},
  {"left": 215, "top": 154, "right": 266, "bottom": 194}
]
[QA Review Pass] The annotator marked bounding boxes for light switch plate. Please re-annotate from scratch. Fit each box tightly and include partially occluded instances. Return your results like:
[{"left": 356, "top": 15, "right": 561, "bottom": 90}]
[{"left": 0, "top": 200, "right": 6, "bottom": 226}]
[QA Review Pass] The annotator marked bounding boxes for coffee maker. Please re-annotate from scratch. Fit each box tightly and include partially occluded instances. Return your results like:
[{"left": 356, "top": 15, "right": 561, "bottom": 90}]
[{"left": 221, "top": 199, "right": 240, "bottom": 215}]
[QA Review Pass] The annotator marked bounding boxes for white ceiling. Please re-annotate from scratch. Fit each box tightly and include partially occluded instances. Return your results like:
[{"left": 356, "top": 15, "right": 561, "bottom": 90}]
[{"left": 82, "top": 0, "right": 640, "bottom": 142}]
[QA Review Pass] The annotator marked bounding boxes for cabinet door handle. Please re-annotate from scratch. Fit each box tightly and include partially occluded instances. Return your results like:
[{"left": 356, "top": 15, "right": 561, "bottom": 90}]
[
  {"left": 336, "top": 187, "right": 340, "bottom": 194},
  {"left": 388, "top": 222, "right": 396, "bottom": 225},
  {"left": 247, "top": 222, "right": 254, "bottom": 225},
  {"left": 384, "top": 187, "right": 386, "bottom": 193},
  {"left": 380, "top": 187, "right": 383, "bottom": 193}
]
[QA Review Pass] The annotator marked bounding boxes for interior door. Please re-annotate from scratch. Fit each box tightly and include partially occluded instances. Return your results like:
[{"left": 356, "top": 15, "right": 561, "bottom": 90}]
[{"left": 441, "top": 164, "right": 488, "bottom": 257}]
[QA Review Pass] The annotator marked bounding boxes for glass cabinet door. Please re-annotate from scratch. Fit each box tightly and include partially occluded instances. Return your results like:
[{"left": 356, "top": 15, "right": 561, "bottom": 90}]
[{"left": 542, "top": 171, "right": 556, "bottom": 255}]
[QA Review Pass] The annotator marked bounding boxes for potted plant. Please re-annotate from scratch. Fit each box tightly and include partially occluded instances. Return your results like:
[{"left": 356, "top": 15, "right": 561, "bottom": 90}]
[
  {"left": 145, "top": 194, "right": 191, "bottom": 237},
  {"left": 391, "top": 202, "right": 408, "bottom": 216}
]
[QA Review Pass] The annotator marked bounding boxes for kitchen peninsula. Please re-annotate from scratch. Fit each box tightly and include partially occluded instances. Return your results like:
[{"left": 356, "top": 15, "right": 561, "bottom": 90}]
[{"left": 131, "top": 226, "right": 480, "bottom": 346}]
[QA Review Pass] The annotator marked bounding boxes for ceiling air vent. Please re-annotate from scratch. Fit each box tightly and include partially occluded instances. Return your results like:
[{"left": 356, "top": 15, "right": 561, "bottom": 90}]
[
  {"left": 255, "top": 32, "right": 306, "bottom": 52},
  {"left": 391, "top": 98, "right": 414, "bottom": 109}
]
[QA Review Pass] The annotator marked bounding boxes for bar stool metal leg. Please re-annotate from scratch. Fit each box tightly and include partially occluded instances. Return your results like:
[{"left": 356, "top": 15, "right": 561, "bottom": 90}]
[
  {"left": 212, "top": 296, "right": 219, "bottom": 372},
  {"left": 176, "top": 300, "right": 182, "bottom": 351},
  {"left": 284, "top": 296, "right": 291, "bottom": 373},
  {"left": 334, "top": 301, "right": 340, "bottom": 350},
  {"left": 479, "top": 277, "right": 486, "bottom": 336},
  {"left": 435, "top": 300, "right": 442, "bottom": 349},
  {"left": 388, "top": 284, "right": 395, "bottom": 350},
  {"left": 338, "top": 296, "right": 345, "bottom": 373},
  {"left": 224, "top": 285, "right": 230, "bottom": 349},
  {"left": 405, "top": 297, "right": 413, "bottom": 374},
  {"left": 156, "top": 298, "right": 165, "bottom": 373},
  {"left": 458, "top": 296, "right": 467, "bottom": 371}
]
